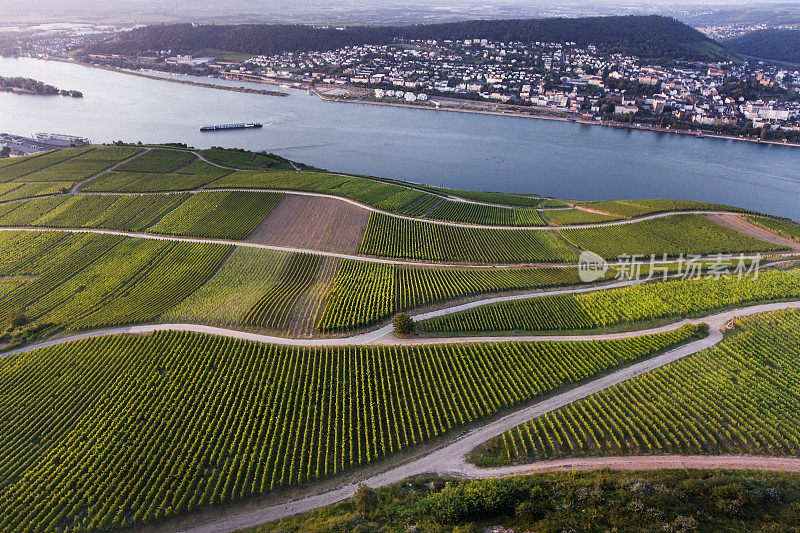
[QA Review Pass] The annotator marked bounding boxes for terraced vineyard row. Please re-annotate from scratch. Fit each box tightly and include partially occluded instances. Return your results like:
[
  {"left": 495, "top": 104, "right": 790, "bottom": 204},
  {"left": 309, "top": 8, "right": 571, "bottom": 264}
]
[
  {"left": 0, "top": 147, "right": 96, "bottom": 182},
  {"left": 542, "top": 208, "right": 622, "bottom": 225},
  {"left": 560, "top": 214, "right": 785, "bottom": 259},
  {"left": 241, "top": 252, "right": 329, "bottom": 332},
  {"left": 149, "top": 191, "right": 283, "bottom": 239},
  {"left": 358, "top": 212, "right": 577, "bottom": 263},
  {"left": 115, "top": 148, "right": 196, "bottom": 173},
  {"left": 576, "top": 199, "right": 762, "bottom": 218},
  {"left": 746, "top": 216, "right": 800, "bottom": 243},
  {"left": 82, "top": 162, "right": 231, "bottom": 192},
  {"left": 318, "top": 260, "right": 597, "bottom": 332},
  {"left": 0, "top": 231, "right": 230, "bottom": 330},
  {"left": 0, "top": 326, "right": 701, "bottom": 531},
  {"left": 422, "top": 270, "right": 800, "bottom": 333},
  {"left": 423, "top": 200, "right": 545, "bottom": 226},
  {"left": 475, "top": 308, "right": 800, "bottom": 466},
  {"left": 12, "top": 146, "right": 143, "bottom": 182},
  {"left": 0, "top": 194, "right": 187, "bottom": 231}
]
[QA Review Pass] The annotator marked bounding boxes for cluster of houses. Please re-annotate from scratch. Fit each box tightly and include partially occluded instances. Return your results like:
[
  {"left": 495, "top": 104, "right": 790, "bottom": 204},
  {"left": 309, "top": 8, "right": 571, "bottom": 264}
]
[{"left": 240, "top": 39, "right": 800, "bottom": 131}]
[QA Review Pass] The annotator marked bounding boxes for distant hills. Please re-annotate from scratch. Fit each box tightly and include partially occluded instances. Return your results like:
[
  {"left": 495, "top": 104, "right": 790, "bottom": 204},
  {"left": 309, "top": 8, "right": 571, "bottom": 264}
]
[
  {"left": 84, "top": 15, "right": 728, "bottom": 62},
  {"left": 725, "top": 29, "right": 800, "bottom": 65}
]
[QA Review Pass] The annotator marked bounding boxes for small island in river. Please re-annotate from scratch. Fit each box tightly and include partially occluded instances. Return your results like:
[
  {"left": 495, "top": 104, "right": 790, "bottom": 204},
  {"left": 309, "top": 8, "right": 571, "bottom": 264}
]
[{"left": 0, "top": 76, "right": 83, "bottom": 97}]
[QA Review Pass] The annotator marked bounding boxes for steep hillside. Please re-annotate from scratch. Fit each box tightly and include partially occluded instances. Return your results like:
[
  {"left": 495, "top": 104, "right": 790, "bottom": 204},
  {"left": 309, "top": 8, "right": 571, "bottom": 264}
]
[
  {"left": 84, "top": 15, "right": 727, "bottom": 61},
  {"left": 725, "top": 29, "right": 800, "bottom": 64}
]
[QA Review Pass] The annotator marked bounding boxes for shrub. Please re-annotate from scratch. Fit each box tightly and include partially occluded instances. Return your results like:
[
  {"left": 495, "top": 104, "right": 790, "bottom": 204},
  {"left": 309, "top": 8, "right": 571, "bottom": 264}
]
[
  {"left": 393, "top": 313, "right": 415, "bottom": 335},
  {"left": 355, "top": 483, "right": 378, "bottom": 516},
  {"left": 7, "top": 308, "right": 28, "bottom": 328}
]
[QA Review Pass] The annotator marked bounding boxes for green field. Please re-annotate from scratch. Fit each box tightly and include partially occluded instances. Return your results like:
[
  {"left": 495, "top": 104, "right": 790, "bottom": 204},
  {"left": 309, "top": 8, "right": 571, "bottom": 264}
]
[
  {"left": 0, "top": 326, "right": 700, "bottom": 530},
  {"left": 148, "top": 191, "right": 282, "bottom": 239},
  {"left": 319, "top": 261, "right": 601, "bottom": 332},
  {"left": 0, "top": 147, "right": 95, "bottom": 182},
  {"left": 358, "top": 213, "right": 577, "bottom": 263},
  {"left": 12, "top": 146, "right": 142, "bottom": 182},
  {"left": 473, "top": 308, "right": 800, "bottom": 466},
  {"left": 199, "top": 147, "right": 297, "bottom": 170},
  {"left": 423, "top": 200, "right": 546, "bottom": 226},
  {"left": 422, "top": 270, "right": 800, "bottom": 333},
  {"left": 560, "top": 214, "right": 784, "bottom": 259},
  {"left": 0, "top": 182, "right": 69, "bottom": 202}
]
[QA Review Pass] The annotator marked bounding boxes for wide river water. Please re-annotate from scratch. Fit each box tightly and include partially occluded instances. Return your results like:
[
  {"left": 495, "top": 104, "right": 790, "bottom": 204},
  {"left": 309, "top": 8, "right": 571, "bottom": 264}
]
[{"left": 1, "top": 56, "right": 799, "bottom": 218}]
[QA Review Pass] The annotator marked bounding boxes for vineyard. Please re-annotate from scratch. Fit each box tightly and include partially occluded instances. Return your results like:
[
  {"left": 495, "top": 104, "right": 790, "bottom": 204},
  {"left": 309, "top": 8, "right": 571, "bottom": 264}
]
[
  {"left": 0, "top": 147, "right": 96, "bottom": 182},
  {"left": 209, "top": 170, "right": 444, "bottom": 215},
  {"left": 422, "top": 270, "right": 800, "bottom": 333},
  {"left": 9, "top": 146, "right": 142, "bottom": 182},
  {"left": 0, "top": 231, "right": 230, "bottom": 331},
  {"left": 358, "top": 213, "right": 577, "bottom": 263},
  {"left": 541, "top": 208, "right": 622, "bottom": 225},
  {"left": 576, "top": 199, "right": 759, "bottom": 218},
  {"left": 473, "top": 308, "right": 800, "bottom": 466},
  {"left": 0, "top": 182, "right": 67, "bottom": 202},
  {"left": 241, "top": 252, "right": 339, "bottom": 334},
  {"left": 115, "top": 148, "right": 196, "bottom": 173},
  {"left": 199, "top": 147, "right": 297, "bottom": 170},
  {"left": 81, "top": 161, "right": 232, "bottom": 192},
  {"left": 318, "top": 261, "right": 598, "bottom": 332},
  {"left": 148, "top": 191, "right": 283, "bottom": 239},
  {"left": 0, "top": 326, "right": 700, "bottom": 530},
  {"left": 560, "top": 214, "right": 785, "bottom": 259},
  {"left": 746, "top": 216, "right": 800, "bottom": 243},
  {"left": 164, "top": 247, "right": 290, "bottom": 325},
  {"left": 422, "top": 200, "right": 546, "bottom": 226},
  {"left": 0, "top": 194, "right": 187, "bottom": 231}
]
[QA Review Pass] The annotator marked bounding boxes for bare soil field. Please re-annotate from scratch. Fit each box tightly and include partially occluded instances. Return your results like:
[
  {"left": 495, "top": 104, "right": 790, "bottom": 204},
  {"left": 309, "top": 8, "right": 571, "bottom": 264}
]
[
  {"left": 704, "top": 213, "right": 800, "bottom": 252},
  {"left": 247, "top": 194, "right": 370, "bottom": 254}
]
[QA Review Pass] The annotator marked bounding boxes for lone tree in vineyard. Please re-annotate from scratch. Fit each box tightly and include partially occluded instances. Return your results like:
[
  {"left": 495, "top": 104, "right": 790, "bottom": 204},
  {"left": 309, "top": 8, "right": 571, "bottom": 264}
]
[{"left": 393, "top": 312, "right": 415, "bottom": 335}]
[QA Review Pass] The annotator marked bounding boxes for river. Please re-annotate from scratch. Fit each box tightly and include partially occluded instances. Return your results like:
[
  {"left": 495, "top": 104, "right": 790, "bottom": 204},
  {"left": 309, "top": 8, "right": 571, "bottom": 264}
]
[{"left": 1, "top": 56, "right": 799, "bottom": 218}]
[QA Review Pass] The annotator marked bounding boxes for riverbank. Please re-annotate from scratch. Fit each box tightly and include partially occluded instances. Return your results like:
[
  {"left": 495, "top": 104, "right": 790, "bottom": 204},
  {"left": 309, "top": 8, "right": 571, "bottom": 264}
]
[
  {"left": 51, "top": 60, "right": 800, "bottom": 148},
  {"left": 311, "top": 86, "right": 800, "bottom": 149},
  {"left": 62, "top": 60, "right": 289, "bottom": 97}
]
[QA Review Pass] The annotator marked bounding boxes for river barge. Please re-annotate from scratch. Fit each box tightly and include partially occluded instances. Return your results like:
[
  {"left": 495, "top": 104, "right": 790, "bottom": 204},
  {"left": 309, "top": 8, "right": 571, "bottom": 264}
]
[{"left": 200, "top": 123, "right": 263, "bottom": 132}]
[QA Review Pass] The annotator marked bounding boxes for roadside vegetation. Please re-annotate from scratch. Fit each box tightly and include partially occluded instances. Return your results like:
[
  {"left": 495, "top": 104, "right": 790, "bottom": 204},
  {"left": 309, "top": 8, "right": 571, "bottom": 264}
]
[{"left": 252, "top": 470, "right": 800, "bottom": 533}]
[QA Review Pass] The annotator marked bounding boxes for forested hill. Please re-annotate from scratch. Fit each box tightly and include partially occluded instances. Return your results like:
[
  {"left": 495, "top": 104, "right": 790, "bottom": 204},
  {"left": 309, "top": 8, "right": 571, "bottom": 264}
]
[
  {"left": 84, "top": 15, "right": 727, "bottom": 61},
  {"left": 725, "top": 29, "right": 800, "bottom": 64}
]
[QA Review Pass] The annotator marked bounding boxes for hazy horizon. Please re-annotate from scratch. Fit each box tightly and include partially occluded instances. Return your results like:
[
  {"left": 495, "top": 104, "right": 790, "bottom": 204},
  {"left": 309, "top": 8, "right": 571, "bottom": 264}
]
[{"left": 2, "top": 0, "right": 799, "bottom": 26}]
